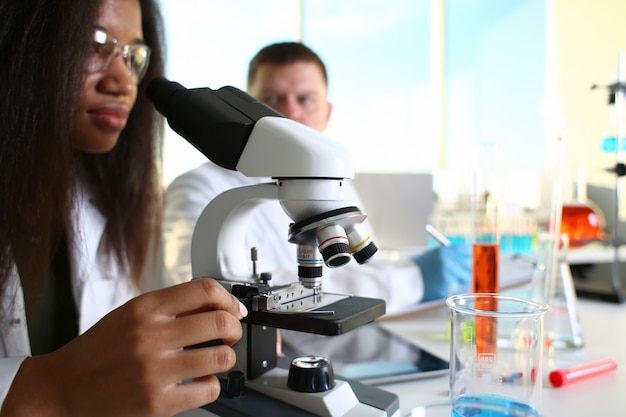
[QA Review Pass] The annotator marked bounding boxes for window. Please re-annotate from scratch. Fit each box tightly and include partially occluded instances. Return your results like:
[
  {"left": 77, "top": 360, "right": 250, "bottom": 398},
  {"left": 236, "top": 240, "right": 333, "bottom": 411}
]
[{"left": 160, "top": 0, "right": 545, "bottom": 191}]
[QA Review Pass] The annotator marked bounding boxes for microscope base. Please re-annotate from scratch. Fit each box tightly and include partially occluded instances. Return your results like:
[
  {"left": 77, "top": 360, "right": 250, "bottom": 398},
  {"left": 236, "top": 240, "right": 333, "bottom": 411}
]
[{"left": 200, "top": 368, "right": 400, "bottom": 417}]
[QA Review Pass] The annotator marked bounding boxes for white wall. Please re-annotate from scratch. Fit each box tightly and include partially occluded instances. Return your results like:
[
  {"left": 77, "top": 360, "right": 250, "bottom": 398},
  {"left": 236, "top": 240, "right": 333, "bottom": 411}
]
[{"left": 553, "top": 0, "right": 626, "bottom": 228}]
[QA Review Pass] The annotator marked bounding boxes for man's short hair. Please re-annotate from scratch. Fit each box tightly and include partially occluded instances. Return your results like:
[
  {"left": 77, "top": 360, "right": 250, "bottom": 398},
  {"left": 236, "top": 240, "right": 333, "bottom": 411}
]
[{"left": 247, "top": 42, "right": 328, "bottom": 89}]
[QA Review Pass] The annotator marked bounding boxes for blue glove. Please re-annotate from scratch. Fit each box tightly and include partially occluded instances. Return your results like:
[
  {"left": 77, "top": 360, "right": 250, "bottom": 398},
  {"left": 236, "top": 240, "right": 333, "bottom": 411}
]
[{"left": 411, "top": 245, "right": 472, "bottom": 302}]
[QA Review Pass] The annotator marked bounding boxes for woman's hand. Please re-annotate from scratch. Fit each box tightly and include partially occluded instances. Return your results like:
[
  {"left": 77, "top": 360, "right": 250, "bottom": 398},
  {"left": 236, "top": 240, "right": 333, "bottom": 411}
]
[{"left": 2, "top": 278, "right": 247, "bottom": 417}]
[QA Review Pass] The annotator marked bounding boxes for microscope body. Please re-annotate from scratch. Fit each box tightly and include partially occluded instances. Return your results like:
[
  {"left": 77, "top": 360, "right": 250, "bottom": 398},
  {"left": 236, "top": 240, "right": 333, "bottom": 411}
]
[{"left": 148, "top": 79, "right": 397, "bottom": 417}]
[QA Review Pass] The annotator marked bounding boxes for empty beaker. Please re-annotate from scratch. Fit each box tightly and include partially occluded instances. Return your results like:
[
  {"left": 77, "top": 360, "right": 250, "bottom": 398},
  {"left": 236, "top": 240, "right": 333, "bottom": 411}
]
[{"left": 527, "top": 232, "right": 584, "bottom": 351}]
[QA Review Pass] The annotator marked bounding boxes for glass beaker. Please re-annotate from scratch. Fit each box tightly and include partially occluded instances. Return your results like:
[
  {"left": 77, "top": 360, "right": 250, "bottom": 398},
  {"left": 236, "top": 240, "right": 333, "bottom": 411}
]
[
  {"left": 528, "top": 232, "right": 584, "bottom": 351},
  {"left": 447, "top": 293, "right": 548, "bottom": 414}
]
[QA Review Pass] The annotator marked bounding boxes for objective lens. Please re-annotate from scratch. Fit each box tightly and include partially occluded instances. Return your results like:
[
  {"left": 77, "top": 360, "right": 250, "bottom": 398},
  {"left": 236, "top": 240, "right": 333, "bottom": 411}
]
[
  {"left": 347, "top": 223, "right": 378, "bottom": 264},
  {"left": 315, "top": 224, "right": 351, "bottom": 268},
  {"left": 297, "top": 244, "right": 323, "bottom": 289}
]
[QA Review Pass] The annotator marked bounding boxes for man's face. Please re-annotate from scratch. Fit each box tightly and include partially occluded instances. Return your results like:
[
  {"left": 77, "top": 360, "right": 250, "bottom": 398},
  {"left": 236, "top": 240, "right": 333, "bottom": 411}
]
[{"left": 248, "top": 61, "right": 332, "bottom": 132}]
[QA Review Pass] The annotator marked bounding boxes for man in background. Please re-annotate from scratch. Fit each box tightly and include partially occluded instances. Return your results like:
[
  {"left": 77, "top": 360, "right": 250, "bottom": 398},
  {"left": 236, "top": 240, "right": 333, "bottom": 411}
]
[
  {"left": 247, "top": 41, "right": 331, "bottom": 132},
  {"left": 161, "top": 42, "right": 470, "bottom": 315}
]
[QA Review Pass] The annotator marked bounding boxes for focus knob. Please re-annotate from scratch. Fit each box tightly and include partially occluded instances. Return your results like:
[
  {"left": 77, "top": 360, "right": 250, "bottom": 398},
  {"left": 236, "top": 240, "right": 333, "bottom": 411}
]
[
  {"left": 287, "top": 355, "right": 335, "bottom": 393},
  {"left": 225, "top": 370, "right": 245, "bottom": 397}
]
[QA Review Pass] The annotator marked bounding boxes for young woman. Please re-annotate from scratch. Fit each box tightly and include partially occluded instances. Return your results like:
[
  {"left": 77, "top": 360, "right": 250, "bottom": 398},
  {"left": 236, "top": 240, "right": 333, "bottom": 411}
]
[{"left": 0, "top": 1, "right": 246, "bottom": 416}]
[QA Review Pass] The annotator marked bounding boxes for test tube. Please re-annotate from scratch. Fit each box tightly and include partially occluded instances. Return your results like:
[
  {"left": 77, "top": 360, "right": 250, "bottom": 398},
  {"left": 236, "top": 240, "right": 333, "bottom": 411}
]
[{"left": 471, "top": 142, "right": 501, "bottom": 355}]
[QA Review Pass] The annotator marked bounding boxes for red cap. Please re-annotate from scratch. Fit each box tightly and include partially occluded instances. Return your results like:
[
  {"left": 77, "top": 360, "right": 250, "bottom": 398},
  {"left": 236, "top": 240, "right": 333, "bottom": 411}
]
[{"left": 549, "top": 370, "right": 567, "bottom": 387}]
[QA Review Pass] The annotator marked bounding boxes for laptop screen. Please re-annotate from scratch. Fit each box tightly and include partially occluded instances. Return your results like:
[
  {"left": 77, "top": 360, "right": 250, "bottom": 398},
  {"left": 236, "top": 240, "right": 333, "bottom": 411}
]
[{"left": 351, "top": 173, "right": 433, "bottom": 249}]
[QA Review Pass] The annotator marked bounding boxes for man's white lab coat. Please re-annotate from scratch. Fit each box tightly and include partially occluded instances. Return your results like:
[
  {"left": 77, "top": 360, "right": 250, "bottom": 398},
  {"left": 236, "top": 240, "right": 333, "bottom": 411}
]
[
  {"left": 0, "top": 182, "right": 137, "bottom": 406},
  {"left": 162, "top": 162, "right": 425, "bottom": 315}
]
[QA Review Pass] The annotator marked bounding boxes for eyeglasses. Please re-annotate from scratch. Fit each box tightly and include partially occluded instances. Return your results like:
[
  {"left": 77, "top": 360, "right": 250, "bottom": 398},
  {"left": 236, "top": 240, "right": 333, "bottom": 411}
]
[{"left": 87, "top": 27, "right": 152, "bottom": 82}]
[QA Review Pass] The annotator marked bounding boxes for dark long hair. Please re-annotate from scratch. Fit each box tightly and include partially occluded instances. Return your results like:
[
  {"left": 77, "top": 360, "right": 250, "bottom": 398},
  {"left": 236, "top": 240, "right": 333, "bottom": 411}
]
[{"left": 0, "top": 0, "right": 166, "bottom": 298}]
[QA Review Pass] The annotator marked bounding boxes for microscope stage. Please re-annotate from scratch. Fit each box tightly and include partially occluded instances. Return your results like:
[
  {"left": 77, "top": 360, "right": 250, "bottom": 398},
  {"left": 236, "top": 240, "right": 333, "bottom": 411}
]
[{"left": 245, "top": 294, "right": 386, "bottom": 335}]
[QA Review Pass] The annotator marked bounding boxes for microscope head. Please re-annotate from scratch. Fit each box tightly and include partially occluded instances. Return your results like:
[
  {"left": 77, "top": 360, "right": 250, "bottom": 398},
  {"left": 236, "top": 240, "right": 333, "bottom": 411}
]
[{"left": 147, "top": 77, "right": 351, "bottom": 178}]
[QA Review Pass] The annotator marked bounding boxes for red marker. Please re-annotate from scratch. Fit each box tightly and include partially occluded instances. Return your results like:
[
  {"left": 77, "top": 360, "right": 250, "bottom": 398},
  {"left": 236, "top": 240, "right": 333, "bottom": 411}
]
[{"left": 549, "top": 358, "right": 618, "bottom": 387}]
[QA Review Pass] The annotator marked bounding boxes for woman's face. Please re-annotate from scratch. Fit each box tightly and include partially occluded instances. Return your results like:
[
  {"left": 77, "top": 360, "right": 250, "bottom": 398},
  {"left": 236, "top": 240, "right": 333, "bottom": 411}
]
[{"left": 75, "top": 0, "right": 144, "bottom": 153}]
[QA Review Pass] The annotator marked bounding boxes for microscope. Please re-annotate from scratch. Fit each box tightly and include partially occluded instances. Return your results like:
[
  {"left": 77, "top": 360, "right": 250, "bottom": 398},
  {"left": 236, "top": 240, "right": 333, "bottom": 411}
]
[{"left": 148, "top": 78, "right": 400, "bottom": 417}]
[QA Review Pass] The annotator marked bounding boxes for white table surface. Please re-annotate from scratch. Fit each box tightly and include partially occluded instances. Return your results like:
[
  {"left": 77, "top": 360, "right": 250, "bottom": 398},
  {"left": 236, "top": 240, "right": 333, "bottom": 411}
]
[
  {"left": 377, "top": 294, "right": 626, "bottom": 417},
  {"left": 173, "top": 245, "right": 625, "bottom": 417}
]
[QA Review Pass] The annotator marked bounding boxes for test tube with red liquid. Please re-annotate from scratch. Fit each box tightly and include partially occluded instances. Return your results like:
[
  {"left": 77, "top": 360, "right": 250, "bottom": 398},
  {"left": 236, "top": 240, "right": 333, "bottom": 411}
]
[{"left": 471, "top": 142, "right": 501, "bottom": 356}]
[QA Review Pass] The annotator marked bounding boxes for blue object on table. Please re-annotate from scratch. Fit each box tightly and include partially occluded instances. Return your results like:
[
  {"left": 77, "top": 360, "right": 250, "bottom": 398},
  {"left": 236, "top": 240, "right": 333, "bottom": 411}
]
[{"left": 411, "top": 245, "right": 472, "bottom": 302}]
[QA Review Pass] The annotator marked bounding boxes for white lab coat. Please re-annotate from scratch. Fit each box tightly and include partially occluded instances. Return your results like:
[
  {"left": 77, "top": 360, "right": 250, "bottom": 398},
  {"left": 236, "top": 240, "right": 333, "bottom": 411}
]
[
  {"left": 0, "top": 182, "right": 137, "bottom": 406},
  {"left": 162, "top": 162, "right": 425, "bottom": 315}
]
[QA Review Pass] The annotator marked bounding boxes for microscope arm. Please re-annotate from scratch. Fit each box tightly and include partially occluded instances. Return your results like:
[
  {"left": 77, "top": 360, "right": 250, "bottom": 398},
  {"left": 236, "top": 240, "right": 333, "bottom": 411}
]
[{"left": 190, "top": 182, "right": 279, "bottom": 281}]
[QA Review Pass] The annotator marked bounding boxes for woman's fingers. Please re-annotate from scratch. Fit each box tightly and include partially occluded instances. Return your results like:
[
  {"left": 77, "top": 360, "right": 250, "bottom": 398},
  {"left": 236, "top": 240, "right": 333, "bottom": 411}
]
[
  {"left": 144, "top": 278, "right": 248, "bottom": 319},
  {"left": 162, "top": 309, "right": 244, "bottom": 349},
  {"left": 162, "top": 344, "right": 238, "bottom": 383},
  {"left": 167, "top": 375, "right": 222, "bottom": 413}
]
